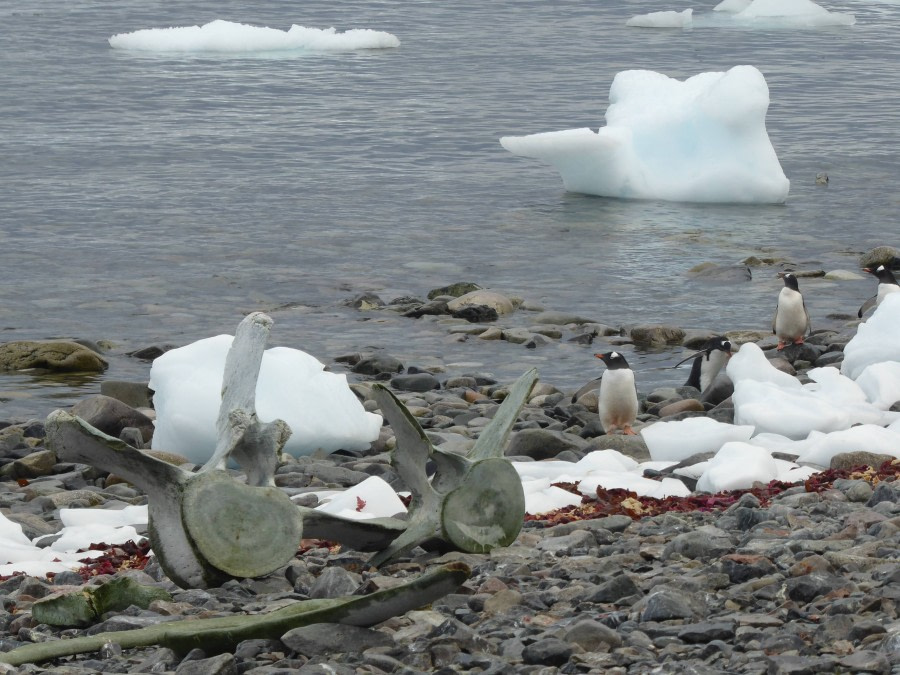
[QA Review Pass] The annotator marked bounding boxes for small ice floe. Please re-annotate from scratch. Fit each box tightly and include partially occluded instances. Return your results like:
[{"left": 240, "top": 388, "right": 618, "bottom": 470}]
[
  {"left": 626, "top": 9, "right": 693, "bottom": 28},
  {"left": 500, "top": 65, "right": 789, "bottom": 204},
  {"left": 109, "top": 19, "right": 400, "bottom": 53}
]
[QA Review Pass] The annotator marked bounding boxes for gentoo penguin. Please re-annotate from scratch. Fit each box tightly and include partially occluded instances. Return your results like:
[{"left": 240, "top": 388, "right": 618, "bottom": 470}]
[
  {"left": 773, "top": 272, "right": 810, "bottom": 350},
  {"left": 594, "top": 351, "right": 639, "bottom": 435},
  {"left": 673, "top": 336, "right": 732, "bottom": 392},
  {"left": 857, "top": 264, "right": 900, "bottom": 317}
]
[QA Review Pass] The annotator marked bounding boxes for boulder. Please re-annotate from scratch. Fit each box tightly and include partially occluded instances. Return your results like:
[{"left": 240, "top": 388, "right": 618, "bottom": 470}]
[
  {"left": 630, "top": 325, "right": 685, "bottom": 346},
  {"left": 427, "top": 282, "right": 482, "bottom": 300},
  {"left": 859, "top": 246, "right": 899, "bottom": 269},
  {"left": 71, "top": 395, "right": 155, "bottom": 444},
  {"left": 447, "top": 290, "right": 516, "bottom": 316},
  {"left": 0, "top": 340, "right": 107, "bottom": 373}
]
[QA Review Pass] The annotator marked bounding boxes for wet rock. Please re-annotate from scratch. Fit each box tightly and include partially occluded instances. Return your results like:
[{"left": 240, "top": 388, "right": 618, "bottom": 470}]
[
  {"left": 0, "top": 340, "right": 108, "bottom": 373},
  {"left": 505, "top": 428, "right": 589, "bottom": 460},
  {"left": 71, "top": 395, "right": 155, "bottom": 444},
  {"left": 308, "top": 567, "right": 361, "bottom": 599},
  {"left": 447, "top": 290, "right": 515, "bottom": 315},
  {"left": 100, "top": 381, "right": 154, "bottom": 409},
  {"left": 352, "top": 353, "right": 404, "bottom": 375},
  {"left": 859, "top": 245, "right": 899, "bottom": 269},
  {"left": 427, "top": 282, "right": 482, "bottom": 299},
  {"left": 687, "top": 263, "right": 752, "bottom": 284},
  {"left": 630, "top": 324, "right": 686, "bottom": 346},
  {"left": 451, "top": 304, "right": 498, "bottom": 323},
  {"left": 829, "top": 451, "right": 895, "bottom": 471},
  {"left": 390, "top": 372, "right": 441, "bottom": 392}
]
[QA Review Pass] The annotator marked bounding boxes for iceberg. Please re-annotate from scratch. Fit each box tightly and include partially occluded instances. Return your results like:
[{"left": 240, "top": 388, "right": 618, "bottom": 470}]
[
  {"left": 626, "top": 9, "right": 693, "bottom": 28},
  {"left": 500, "top": 65, "right": 789, "bottom": 204},
  {"left": 109, "top": 19, "right": 400, "bottom": 53}
]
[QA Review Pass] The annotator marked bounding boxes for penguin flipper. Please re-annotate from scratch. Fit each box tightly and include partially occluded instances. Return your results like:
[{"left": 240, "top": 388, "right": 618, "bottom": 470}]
[
  {"left": 803, "top": 300, "right": 811, "bottom": 336},
  {"left": 571, "top": 377, "right": 603, "bottom": 403},
  {"left": 858, "top": 295, "right": 876, "bottom": 318}
]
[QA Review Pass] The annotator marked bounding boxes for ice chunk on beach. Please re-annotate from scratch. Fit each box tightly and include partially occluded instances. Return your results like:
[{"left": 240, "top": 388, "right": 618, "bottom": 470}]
[
  {"left": 855, "top": 361, "right": 900, "bottom": 409},
  {"left": 726, "top": 342, "right": 801, "bottom": 388},
  {"left": 310, "top": 476, "right": 407, "bottom": 520},
  {"left": 109, "top": 19, "right": 400, "bottom": 53},
  {"left": 696, "top": 442, "right": 778, "bottom": 492},
  {"left": 795, "top": 425, "right": 900, "bottom": 467},
  {"left": 149, "top": 335, "right": 383, "bottom": 463},
  {"left": 641, "top": 417, "right": 755, "bottom": 461},
  {"left": 627, "top": 9, "right": 693, "bottom": 28},
  {"left": 842, "top": 294, "right": 900, "bottom": 379},
  {"left": 500, "top": 65, "right": 789, "bottom": 204}
]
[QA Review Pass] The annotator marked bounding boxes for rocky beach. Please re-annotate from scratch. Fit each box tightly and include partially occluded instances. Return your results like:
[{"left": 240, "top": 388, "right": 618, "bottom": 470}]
[{"left": 2, "top": 250, "right": 900, "bottom": 675}]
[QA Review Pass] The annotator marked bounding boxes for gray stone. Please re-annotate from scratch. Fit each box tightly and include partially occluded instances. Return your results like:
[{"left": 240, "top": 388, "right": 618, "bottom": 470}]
[
  {"left": 687, "top": 263, "right": 752, "bottom": 284},
  {"left": 587, "top": 434, "right": 650, "bottom": 461},
  {"left": 352, "top": 353, "right": 404, "bottom": 375},
  {"left": 308, "top": 566, "right": 361, "bottom": 599},
  {"left": 390, "top": 372, "right": 441, "bottom": 392},
  {"left": 521, "top": 637, "right": 573, "bottom": 667},
  {"left": 280, "top": 623, "right": 391, "bottom": 656},
  {"left": 505, "top": 428, "right": 589, "bottom": 460},
  {"left": 100, "top": 381, "right": 154, "bottom": 409},
  {"left": 630, "top": 324, "right": 686, "bottom": 346},
  {"left": 175, "top": 653, "right": 237, "bottom": 675},
  {"left": 532, "top": 311, "right": 598, "bottom": 326},
  {"left": 677, "top": 621, "right": 736, "bottom": 643},
  {"left": 639, "top": 588, "right": 697, "bottom": 621},
  {"left": 447, "top": 290, "right": 516, "bottom": 315},
  {"left": 70, "top": 395, "right": 155, "bottom": 445},
  {"left": 587, "top": 574, "right": 640, "bottom": 603},
  {"left": 3, "top": 449, "right": 58, "bottom": 479},
  {"left": 663, "top": 526, "right": 733, "bottom": 560},
  {"left": 830, "top": 451, "right": 895, "bottom": 471},
  {"left": 564, "top": 619, "right": 623, "bottom": 651},
  {"left": 838, "top": 650, "right": 890, "bottom": 674}
]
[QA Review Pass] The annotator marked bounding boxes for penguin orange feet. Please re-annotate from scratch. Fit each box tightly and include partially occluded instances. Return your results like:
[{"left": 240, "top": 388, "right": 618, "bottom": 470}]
[
  {"left": 793, "top": 337, "right": 805, "bottom": 345},
  {"left": 623, "top": 426, "right": 637, "bottom": 436},
  {"left": 776, "top": 341, "right": 786, "bottom": 351}
]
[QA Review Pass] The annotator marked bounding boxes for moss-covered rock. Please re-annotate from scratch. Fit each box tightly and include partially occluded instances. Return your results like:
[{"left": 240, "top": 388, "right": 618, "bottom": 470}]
[{"left": 0, "top": 340, "right": 107, "bottom": 373}]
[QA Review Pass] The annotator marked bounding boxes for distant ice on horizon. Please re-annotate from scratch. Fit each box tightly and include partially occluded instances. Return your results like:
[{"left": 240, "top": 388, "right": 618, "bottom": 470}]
[
  {"left": 500, "top": 65, "right": 789, "bottom": 204},
  {"left": 631, "top": 0, "right": 855, "bottom": 28},
  {"left": 109, "top": 19, "right": 400, "bottom": 53}
]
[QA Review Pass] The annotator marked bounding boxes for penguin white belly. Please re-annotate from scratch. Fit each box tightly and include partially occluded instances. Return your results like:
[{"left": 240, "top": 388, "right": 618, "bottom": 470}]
[
  {"left": 598, "top": 369, "right": 638, "bottom": 432},
  {"left": 877, "top": 284, "right": 900, "bottom": 306},
  {"left": 774, "top": 288, "right": 807, "bottom": 340},
  {"left": 700, "top": 350, "right": 729, "bottom": 391}
]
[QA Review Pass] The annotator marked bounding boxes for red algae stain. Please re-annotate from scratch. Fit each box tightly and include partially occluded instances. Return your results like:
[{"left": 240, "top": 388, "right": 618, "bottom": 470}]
[{"left": 526, "top": 460, "right": 899, "bottom": 525}]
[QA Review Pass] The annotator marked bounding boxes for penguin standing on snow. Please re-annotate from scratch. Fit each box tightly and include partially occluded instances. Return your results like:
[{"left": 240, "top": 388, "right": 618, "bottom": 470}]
[
  {"left": 673, "top": 336, "right": 732, "bottom": 392},
  {"left": 594, "top": 351, "right": 639, "bottom": 435},
  {"left": 773, "top": 272, "right": 811, "bottom": 350},
  {"left": 858, "top": 264, "right": 900, "bottom": 317}
]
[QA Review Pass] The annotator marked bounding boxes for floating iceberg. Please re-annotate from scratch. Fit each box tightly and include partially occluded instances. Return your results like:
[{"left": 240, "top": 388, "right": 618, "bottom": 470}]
[
  {"left": 149, "top": 335, "right": 383, "bottom": 462},
  {"left": 500, "top": 65, "right": 789, "bottom": 204},
  {"left": 109, "top": 19, "right": 400, "bottom": 53},
  {"left": 626, "top": 9, "right": 693, "bottom": 28},
  {"left": 841, "top": 294, "right": 900, "bottom": 379},
  {"left": 718, "top": 0, "right": 856, "bottom": 26}
]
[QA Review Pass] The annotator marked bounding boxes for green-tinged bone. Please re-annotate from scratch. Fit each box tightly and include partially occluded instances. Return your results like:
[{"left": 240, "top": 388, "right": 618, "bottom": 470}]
[
  {"left": 469, "top": 368, "right": 538, "bottom": 461},
  {"left": 0, "top": 563, "right": 470, "bottom": 666}
]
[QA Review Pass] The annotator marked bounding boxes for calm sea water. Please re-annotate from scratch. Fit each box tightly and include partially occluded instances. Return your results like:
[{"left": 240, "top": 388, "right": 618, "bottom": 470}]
[{"left": 1, "top": 0, "right": 899, "bottom": 420}]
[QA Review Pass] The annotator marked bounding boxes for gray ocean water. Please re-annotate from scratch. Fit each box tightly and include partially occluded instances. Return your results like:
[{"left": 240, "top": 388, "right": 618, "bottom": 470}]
[{"left": 1, "top": 0, "right": 899, "bottom": 420}]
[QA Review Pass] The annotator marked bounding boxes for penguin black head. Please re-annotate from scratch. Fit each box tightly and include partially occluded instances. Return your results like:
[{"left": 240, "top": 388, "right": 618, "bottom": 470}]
[
  {"left": 594, "top": 351, "right": 630, "bottom": 370},
  {"left": 864, "top": 265, "right": 899, "bottom": 285},
  {"left": 704, "top": 336, "right": 732, "bottom": 358},
  {"left": 778, "top": 272, "right": 800, "bottom": 291}
]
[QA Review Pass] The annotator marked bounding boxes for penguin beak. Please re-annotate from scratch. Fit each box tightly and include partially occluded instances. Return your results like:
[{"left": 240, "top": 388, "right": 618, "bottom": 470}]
[
  {"left": 593, "top": 353, "right": 606, "bottom": 360},
  {"left": 863, "top": 267, "right": 873, "bottom": 273}
]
